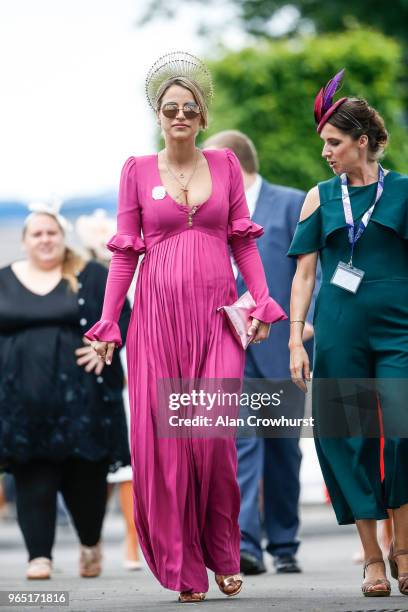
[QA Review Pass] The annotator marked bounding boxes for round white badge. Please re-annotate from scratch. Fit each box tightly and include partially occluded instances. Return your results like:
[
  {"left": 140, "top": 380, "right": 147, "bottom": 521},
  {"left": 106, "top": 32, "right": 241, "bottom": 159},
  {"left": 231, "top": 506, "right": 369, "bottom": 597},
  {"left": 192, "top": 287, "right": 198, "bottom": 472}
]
[{"left": 152, "top": 186, "right": 166, "bottom": 200}]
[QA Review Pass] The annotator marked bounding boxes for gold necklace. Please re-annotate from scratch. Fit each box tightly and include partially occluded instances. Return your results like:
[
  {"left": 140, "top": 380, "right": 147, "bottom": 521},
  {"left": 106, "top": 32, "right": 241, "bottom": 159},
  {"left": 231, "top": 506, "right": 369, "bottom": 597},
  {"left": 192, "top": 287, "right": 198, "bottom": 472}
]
[{"left": 164, "top": 150, "right": 200, "bottom": 204}]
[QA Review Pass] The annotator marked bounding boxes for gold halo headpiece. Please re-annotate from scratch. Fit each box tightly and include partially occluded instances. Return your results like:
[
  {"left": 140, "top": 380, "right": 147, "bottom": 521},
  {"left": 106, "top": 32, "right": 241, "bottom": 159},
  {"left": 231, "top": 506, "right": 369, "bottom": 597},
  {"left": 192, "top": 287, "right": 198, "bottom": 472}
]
[{"left": 145, "top": 51, "right": 214, "bottom": 111}]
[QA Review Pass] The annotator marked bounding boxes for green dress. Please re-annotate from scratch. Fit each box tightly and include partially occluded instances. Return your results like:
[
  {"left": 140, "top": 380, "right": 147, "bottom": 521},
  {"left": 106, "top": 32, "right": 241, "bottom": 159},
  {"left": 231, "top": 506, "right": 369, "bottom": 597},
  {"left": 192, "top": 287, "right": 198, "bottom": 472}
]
[{"left": 288, "top": 171, "right": 408, "bottom": 524}]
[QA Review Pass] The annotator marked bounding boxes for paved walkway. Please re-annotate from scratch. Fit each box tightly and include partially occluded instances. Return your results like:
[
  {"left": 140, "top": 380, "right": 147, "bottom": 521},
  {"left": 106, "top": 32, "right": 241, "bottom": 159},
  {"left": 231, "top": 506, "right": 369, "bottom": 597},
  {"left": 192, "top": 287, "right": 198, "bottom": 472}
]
[{"left": 1, "top": 503, "right": 406, "bottom": 611}]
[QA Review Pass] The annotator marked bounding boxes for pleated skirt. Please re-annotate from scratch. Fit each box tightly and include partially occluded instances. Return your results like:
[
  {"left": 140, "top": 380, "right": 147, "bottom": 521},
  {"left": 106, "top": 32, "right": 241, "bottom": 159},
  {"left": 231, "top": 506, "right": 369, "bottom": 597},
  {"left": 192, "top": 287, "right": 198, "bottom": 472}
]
[{"left": 126, "top": 230, "right": 243, "bottom": 592}]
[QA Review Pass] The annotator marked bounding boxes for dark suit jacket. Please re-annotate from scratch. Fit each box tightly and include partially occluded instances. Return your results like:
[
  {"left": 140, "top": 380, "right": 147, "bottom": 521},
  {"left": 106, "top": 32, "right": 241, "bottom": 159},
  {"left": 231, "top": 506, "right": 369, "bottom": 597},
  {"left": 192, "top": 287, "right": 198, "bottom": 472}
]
[{"left": 236, "top": 179, "right": 315, "bottom": 379}]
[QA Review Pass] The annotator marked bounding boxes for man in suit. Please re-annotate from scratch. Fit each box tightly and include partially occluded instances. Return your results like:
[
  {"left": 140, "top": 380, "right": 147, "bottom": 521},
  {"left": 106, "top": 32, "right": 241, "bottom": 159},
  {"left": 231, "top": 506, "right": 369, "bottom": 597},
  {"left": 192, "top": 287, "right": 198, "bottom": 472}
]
[{"left": 203, "top": 130, "right": 316, "bottom": 575}]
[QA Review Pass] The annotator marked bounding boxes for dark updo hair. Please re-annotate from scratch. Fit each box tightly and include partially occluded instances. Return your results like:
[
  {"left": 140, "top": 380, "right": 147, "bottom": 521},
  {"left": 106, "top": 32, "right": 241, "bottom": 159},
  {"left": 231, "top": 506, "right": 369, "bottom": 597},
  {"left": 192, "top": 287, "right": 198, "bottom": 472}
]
[{"left": 328, "top": 98, "right": 389, "bottom": 160}]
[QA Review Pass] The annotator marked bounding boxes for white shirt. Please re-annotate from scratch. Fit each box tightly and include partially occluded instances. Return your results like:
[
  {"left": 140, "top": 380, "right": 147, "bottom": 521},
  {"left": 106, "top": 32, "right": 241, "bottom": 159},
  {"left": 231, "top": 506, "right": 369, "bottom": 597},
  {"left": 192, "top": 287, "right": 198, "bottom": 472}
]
[
  {"left": 245, "top": 174, "right": 262, "bottom": 219},
  {"left": 232, "top": 174, "right": 262, "bottom": 278}
]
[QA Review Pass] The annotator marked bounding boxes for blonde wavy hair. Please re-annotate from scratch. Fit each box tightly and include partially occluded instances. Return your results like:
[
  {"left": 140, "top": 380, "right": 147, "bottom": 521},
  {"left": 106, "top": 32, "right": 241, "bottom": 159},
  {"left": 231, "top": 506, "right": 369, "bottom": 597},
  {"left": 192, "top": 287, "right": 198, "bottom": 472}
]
[
  {"left": 60, "top": 246, "right": 87, "bottom": 292},
  {"left": 23, "top": 212, "right": 86, "bottom": 293}
]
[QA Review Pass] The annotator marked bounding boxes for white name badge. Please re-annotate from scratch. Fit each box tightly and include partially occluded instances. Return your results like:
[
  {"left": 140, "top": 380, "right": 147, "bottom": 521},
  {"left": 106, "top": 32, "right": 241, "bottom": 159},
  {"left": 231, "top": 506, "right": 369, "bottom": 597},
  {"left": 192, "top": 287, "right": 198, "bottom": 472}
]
[
  {"left": 330, "top": 261, "right": 365, "bottom": 294},
  {"left": 152, "top": 186, "right": 166, "bottom": 200}
]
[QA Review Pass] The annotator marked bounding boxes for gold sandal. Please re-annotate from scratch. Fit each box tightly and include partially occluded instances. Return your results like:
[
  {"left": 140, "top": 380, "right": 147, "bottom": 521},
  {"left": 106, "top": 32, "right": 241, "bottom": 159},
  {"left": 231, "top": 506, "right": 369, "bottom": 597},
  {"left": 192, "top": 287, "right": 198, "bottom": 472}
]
[
  {"left": 362, "top": 558, "right": 391, "bottom": 597},
  {"left": 388, "top": 545, "right": 408, "bottom": 595},
  {"left": 215, "top": 574, "right": 243, "bottom": 597},
  {"left": 178, "top": 591, "right": 206, "bottom": 603}
]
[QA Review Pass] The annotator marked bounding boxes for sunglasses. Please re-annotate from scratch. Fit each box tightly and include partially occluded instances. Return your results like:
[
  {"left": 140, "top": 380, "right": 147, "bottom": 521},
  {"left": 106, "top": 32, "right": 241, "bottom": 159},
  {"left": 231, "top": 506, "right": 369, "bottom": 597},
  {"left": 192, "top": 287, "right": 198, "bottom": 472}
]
[{"left": 161, "top": 102, "right": 201, "bottom": 120}]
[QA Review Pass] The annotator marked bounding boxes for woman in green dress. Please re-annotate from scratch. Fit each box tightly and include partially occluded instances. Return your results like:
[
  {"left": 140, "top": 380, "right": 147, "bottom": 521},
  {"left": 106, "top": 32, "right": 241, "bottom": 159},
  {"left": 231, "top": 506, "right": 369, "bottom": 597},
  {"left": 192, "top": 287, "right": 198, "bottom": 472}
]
[{"left": 288, "top": 70, "right": 408, "bottom": 597}]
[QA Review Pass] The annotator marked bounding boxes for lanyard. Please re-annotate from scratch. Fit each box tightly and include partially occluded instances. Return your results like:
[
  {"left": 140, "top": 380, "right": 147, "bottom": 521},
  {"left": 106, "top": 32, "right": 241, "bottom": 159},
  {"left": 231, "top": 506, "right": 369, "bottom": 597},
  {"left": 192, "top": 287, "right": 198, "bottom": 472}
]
[{"left": 340, "top": 164, "right": 385, "bottom": 266}]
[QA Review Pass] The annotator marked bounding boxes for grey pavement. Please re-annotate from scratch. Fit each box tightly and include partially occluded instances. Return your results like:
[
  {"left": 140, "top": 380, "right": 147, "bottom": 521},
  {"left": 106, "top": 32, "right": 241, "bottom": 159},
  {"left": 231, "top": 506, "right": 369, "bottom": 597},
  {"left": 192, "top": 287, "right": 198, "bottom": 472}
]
[{"left": 1, "top": 503, "right": 407, "bottom": 612}]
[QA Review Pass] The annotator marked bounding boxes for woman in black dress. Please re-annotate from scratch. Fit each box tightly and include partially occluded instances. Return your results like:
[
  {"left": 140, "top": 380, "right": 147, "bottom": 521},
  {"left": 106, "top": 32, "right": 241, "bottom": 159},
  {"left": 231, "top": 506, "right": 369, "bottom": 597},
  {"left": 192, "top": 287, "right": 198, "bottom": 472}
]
[{"left": 0, "top": 204, "right": 130, "bottom": 579}]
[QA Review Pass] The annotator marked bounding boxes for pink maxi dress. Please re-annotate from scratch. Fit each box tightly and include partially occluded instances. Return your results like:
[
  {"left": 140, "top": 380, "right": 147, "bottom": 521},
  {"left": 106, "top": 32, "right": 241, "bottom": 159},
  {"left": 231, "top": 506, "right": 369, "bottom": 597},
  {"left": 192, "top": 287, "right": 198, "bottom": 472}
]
[{"left": 86, "top": 148, "right": 286, "bottom": 593}]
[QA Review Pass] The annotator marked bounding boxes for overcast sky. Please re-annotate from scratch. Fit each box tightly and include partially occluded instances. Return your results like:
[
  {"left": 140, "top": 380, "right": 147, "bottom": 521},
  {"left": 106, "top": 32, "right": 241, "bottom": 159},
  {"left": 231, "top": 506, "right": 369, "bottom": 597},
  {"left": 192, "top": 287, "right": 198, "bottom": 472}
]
[{"left": 0, "top": 0, "right": 247, "bottom": 201}]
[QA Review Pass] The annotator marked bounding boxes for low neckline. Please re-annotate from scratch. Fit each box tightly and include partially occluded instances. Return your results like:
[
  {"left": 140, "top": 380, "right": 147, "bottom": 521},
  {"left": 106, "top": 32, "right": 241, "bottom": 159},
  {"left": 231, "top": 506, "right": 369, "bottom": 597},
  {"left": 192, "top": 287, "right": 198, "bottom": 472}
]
[
  {"left": 9, "top": 264, "right": 64, "bottom": 297},
  {"left": 155, "top": 149, "right": 214, "bottom": 212}
]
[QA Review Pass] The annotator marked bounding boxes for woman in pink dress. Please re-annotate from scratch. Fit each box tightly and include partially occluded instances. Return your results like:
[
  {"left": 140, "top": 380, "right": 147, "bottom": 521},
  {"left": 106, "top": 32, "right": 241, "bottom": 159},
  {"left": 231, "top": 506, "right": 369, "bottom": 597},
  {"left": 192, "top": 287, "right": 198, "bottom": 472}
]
[{"left": 86, "top": 52, "right": 286, "bottom": 603}]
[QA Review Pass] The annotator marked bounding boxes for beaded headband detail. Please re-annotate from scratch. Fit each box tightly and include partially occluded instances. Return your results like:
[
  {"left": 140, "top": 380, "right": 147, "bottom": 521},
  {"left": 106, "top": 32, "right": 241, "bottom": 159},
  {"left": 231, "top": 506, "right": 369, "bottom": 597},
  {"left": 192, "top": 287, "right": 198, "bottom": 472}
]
[{"left": 145, "top": 51, "right": 214, "bottom": 111}]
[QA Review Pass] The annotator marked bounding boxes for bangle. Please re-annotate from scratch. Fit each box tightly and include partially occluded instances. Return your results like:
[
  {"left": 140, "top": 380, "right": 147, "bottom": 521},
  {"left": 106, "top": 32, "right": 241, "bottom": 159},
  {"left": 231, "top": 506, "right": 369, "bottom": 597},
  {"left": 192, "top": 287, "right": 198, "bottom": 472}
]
[{"left": 290, "top": 320, "right": 305, "bottom": 325}]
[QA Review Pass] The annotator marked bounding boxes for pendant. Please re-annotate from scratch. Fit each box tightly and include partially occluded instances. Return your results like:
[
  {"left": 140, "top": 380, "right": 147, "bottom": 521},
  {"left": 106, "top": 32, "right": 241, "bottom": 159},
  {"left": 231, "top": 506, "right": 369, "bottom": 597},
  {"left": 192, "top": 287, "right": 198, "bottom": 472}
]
[
  {"left": 179, "top": 173, "right": 184, "bottom": 179},
  {"left": 188, "top": 205, "right": 198, "bottom": 228}
]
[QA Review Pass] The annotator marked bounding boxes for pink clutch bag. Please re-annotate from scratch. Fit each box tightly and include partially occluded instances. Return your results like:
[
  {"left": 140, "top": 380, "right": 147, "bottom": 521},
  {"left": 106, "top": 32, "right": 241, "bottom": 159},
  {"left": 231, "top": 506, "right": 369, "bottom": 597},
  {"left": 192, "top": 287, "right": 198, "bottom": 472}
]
[{"left": 217, "top": 291, "right": 257, "bottom": 350}]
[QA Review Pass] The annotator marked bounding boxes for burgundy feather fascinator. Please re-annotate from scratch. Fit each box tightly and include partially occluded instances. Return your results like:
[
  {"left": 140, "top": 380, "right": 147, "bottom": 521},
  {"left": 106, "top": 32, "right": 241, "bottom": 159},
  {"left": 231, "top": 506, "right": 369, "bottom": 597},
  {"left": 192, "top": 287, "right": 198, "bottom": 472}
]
[{"left": 314, "top": 68, "right": 347, "bottom": 133}]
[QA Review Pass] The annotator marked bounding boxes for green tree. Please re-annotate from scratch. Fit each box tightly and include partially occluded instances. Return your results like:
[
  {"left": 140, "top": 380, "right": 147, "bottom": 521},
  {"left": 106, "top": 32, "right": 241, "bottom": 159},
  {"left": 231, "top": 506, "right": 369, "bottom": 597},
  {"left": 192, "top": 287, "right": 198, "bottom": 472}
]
[
  {"left": 234, "top": 0, "right": 408, "bottom": 41},
  {"left": 141, "top": 0, "right": 408, "bottom": 42},
  {"left": 203, "top": 29, "right": 408, "bottom": 190}
]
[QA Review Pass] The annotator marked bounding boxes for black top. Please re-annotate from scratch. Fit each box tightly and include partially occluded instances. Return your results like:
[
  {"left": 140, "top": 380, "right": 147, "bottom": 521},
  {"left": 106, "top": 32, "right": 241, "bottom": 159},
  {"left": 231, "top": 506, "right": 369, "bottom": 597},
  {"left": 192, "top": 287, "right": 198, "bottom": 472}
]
[{"left": 0, "top": 261, "right": 131, "bottom": 471}]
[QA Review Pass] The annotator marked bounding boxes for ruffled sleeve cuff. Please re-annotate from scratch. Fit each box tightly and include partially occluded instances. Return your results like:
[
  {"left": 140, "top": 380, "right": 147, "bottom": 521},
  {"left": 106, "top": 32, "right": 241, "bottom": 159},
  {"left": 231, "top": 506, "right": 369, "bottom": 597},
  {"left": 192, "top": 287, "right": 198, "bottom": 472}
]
[
  {"left": 228, "top": 218, "right": 264, "bottom": 242},
  {"left": 85, "top": 320, "right": 123, "bottom": 347},
  {"left": 250, "top": 298, "right": 288, "bottom": 325},
  {"left": 107, "top": 233, "right": 145, "bottom": 256}
]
